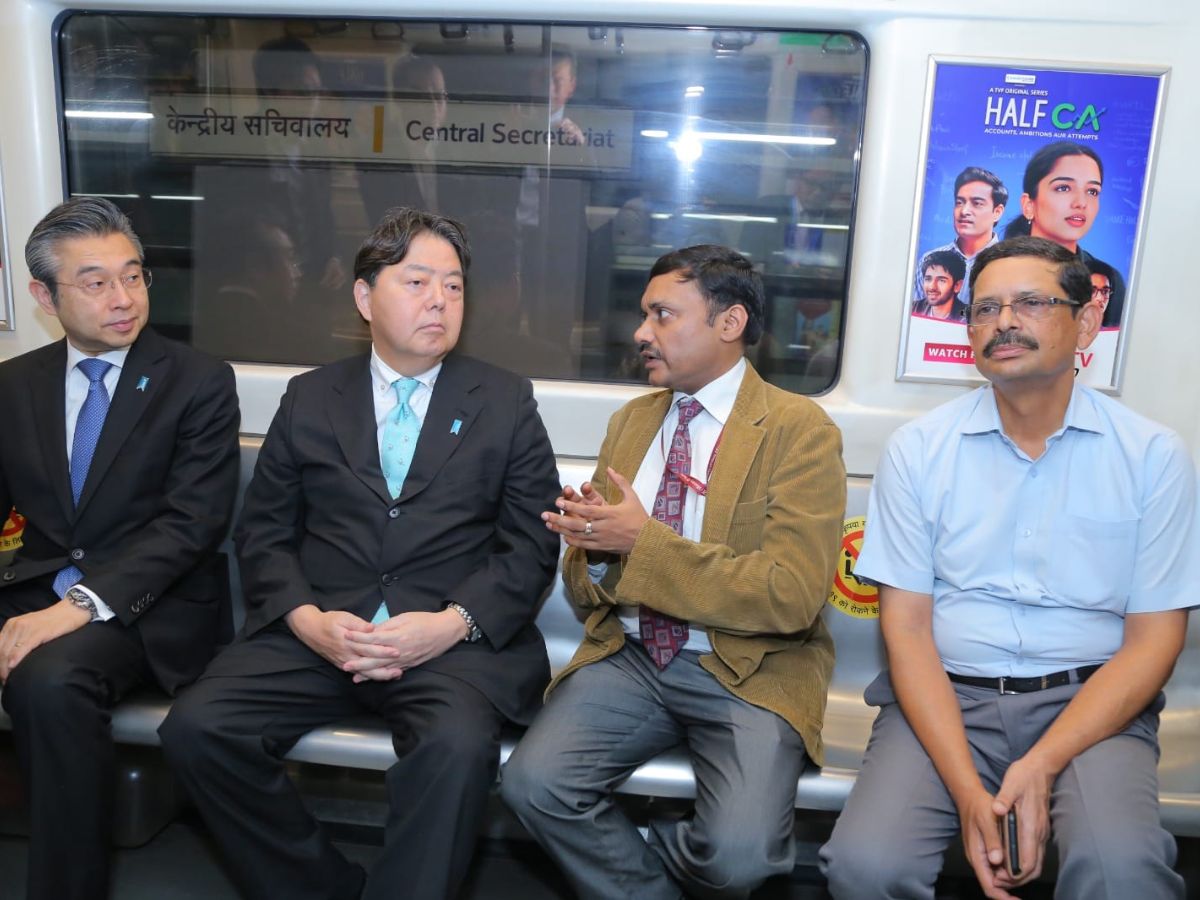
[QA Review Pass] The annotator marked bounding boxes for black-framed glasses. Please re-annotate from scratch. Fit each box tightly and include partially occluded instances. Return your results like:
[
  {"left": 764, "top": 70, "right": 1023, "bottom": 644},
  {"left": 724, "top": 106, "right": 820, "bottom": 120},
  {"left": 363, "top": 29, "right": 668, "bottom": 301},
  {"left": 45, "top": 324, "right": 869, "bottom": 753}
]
[
  {"left": 55, "top": 268, "right": 153, "bottom": 298},
  {"left": 1092, "top": 286, "right": 1114, "bottom": 298},
  {"left": 966, "top": 294, "right": 1080, "bottom": 326}
]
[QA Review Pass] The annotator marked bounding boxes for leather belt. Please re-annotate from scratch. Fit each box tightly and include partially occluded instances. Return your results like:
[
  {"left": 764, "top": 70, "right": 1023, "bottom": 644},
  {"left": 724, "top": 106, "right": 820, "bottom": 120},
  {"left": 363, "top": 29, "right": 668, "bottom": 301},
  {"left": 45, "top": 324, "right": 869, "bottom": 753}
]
[{"left": 946, "top": 664, "right": 1102, "bottom": 695}]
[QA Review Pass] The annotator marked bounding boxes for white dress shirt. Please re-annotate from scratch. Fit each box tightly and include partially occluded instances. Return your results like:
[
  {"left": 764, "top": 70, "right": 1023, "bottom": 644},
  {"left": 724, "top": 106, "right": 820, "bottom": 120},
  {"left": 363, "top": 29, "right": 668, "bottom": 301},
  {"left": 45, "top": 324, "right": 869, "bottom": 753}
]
[
  {"left": 62, "top": 342, "right": 130, "bottom": 621},
  {"left": 605, "top": 357, "right": 748, "bottom": 654}
]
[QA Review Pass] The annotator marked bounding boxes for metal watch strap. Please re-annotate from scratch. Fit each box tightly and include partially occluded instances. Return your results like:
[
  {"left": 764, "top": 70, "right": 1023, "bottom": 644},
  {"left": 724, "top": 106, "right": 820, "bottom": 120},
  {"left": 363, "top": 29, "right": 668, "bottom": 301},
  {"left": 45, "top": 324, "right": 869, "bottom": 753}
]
[
  {"left": 65, "top": 586, "right": 100, "bottom": 622},
  {"left": 446, "top": 602, "right": 482, "bottom": 643}
]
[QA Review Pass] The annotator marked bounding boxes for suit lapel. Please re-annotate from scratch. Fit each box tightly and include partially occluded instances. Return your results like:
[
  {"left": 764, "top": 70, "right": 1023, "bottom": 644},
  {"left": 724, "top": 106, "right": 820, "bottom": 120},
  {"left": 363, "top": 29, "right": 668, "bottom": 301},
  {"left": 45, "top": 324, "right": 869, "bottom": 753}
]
[
  {"left": 328, "top": 356, "right": 393, "bottom": 506},
  {"left": 28, "top": 340, "right": 74, "bottom": 522},
  {"left": 608, "top": 391, "right": 672, "bottom": 503},
  {"left": 701, "top": 364, "right": 767, "bottom": 544},
  {"left": 396, "top": 355, "right": 483, "bottom": 504},
  {"left": 76, "top": 329, "right": 171, "bottom": 516}
]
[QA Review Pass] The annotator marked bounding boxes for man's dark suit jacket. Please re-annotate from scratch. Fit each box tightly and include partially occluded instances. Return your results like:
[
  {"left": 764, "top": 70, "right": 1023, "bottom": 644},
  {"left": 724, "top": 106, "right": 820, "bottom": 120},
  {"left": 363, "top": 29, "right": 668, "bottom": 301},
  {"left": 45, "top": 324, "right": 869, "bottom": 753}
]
[
  {"left": 0, "top": 327, "right": 241, "bottom": 693},
  {"left": 231, "top": 352, "right": 561, "bottom": 724}
]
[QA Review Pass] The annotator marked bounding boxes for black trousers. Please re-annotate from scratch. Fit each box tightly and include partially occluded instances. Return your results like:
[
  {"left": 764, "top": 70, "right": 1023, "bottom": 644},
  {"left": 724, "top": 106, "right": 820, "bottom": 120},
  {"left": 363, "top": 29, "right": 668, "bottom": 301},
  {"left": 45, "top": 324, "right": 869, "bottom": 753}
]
[
  {"left": 160, "top": 628, "right": 505, "bottom": 900},
  {"left": 1, "top": 595, "right": 151, "bottom": 900}
]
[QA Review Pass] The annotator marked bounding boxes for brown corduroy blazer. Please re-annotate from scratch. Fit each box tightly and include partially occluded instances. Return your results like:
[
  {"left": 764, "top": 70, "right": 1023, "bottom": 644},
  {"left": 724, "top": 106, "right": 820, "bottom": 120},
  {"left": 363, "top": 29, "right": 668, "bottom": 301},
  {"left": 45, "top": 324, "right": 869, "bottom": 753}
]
[{"left": 550, "top": 362, "right": 846, "bottom": 766}]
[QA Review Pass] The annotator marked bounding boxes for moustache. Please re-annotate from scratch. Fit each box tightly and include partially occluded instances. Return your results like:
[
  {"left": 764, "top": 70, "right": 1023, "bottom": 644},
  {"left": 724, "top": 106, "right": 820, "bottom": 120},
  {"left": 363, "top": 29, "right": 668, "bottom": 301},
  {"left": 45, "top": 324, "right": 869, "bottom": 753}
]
[
  {"left": 983, "top": 330, "right": 1039, "bottom": 358},
  {"left": 638, "top": 342, "right": 661, "bottom": 360}
]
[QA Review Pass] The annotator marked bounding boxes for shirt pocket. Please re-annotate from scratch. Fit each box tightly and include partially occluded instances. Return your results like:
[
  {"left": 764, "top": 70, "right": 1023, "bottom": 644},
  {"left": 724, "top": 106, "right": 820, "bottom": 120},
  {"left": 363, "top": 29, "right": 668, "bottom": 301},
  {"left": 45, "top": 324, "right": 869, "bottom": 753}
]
[{"left": 1042, "top": 513, "right": 1138, "bottom": 609}]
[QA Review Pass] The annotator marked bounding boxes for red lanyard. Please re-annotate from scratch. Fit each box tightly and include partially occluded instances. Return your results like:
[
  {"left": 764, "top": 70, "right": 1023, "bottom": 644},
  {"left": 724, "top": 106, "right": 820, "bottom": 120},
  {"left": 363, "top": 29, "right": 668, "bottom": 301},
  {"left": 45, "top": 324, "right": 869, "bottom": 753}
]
[{"left": 660, "top": 419, "right": 724, "bottom": 497}]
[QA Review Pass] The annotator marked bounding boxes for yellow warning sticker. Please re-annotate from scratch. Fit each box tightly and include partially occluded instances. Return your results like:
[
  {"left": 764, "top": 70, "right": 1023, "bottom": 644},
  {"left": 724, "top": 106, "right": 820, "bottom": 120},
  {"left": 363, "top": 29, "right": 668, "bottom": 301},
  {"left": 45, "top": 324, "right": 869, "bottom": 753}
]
[{"left": 827, "top": 515, "right": 878, "bottom": 619}]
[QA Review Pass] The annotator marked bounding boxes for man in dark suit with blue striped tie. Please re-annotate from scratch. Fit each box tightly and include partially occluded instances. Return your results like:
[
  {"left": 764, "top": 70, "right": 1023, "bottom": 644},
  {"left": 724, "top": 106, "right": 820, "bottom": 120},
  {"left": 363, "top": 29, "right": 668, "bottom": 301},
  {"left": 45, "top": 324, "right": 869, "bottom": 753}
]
[
  {"left": 161, "top": 207, "right": 561, "bottom": 900},
  {"left": 0, "top": 196, "right": 241, "bottom": 900}
]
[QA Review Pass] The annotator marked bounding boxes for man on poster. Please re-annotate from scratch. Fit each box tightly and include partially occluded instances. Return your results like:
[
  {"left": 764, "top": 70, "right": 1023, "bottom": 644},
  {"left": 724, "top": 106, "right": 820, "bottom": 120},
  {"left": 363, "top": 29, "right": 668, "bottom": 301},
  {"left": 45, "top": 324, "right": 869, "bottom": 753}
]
[
  {"left": 911, "top": 250, "right": 967, "bottom": 321},
  {"left": 822, "top": 236, "right": 1193, "bottom": 899},
  {"left": 914, "top": 166, "right": 1007, "bottom": 307}
]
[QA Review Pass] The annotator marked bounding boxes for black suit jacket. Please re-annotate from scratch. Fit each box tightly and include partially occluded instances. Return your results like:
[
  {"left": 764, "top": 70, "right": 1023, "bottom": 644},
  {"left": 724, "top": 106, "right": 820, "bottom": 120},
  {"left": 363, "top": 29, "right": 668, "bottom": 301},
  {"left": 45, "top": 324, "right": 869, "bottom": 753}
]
[
  {"left": 232, "top": 352, "right": 560, "bottom": 724},
  {"left": 0, "top": 328, "right": 241, "bottom": 693}
]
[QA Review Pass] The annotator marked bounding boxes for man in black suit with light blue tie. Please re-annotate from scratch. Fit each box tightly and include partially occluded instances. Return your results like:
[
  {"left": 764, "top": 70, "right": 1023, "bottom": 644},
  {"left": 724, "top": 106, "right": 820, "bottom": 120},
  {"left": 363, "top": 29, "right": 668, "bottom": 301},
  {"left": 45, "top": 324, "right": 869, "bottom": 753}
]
[
  {"left": 161, "top": 207, "right": 562, "bottom": 900},
  {"left": 0, "top": 196, "right": 241, "bottom": 900}
]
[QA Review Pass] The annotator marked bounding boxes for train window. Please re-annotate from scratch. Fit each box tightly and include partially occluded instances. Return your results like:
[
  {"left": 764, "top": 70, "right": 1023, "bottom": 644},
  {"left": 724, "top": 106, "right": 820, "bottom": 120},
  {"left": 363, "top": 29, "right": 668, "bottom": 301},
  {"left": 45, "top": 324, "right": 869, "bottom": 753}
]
[{"left": 58, "top": 16, "right": 865, "bottom": 392}]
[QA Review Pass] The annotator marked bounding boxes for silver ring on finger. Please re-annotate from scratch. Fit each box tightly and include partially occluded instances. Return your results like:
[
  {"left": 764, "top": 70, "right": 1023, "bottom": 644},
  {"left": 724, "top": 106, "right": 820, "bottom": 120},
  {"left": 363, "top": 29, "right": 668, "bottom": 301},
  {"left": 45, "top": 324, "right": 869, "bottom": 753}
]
[{"left": 584, "top": 520, "right": 594, "bottom": 536}]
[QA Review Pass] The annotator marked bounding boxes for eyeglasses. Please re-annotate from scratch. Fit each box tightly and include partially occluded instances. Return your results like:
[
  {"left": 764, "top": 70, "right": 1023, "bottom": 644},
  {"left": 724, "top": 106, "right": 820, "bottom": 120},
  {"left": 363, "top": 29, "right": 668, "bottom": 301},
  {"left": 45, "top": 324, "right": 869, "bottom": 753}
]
[
  {"left": 1091, "top": 286, "right": 1113, "bottom": 298},
  {"left": 966, "top": 294, "right": 1080, "bottom": 326},
  {"left": 55, "top": 268, "right": 153, "bottom": 297}
]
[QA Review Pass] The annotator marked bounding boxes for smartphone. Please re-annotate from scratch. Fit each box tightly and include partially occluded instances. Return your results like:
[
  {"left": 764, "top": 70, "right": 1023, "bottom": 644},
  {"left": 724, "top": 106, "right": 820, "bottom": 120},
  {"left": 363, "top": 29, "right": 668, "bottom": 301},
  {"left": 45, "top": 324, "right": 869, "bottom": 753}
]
[{"left": 1000, "top": 808, "right": 1021, "bottom": 878}]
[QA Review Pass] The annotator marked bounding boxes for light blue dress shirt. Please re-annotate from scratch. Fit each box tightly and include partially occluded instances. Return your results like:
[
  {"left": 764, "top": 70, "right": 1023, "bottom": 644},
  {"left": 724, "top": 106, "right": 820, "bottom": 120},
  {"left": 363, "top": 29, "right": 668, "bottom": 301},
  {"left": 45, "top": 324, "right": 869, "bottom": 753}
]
[{"left": 856, "top": 384, "right": 1198, "bottom": 678}]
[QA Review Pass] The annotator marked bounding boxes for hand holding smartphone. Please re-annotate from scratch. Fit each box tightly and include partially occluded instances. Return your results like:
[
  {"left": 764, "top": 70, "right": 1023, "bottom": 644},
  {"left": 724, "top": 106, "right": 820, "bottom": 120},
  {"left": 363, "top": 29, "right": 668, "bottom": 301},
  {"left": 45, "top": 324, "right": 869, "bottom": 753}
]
[{"left": 999, "top": 808, "right": 1021, "bottom": 878}]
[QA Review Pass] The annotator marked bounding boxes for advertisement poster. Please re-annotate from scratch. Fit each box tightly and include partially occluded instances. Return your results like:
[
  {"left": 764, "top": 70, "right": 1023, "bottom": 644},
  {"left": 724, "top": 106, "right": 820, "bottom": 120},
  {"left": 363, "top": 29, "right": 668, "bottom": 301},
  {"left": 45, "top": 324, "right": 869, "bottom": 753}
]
[{"left": 900, "top": 59, "right": 1167, "bottom": 390}]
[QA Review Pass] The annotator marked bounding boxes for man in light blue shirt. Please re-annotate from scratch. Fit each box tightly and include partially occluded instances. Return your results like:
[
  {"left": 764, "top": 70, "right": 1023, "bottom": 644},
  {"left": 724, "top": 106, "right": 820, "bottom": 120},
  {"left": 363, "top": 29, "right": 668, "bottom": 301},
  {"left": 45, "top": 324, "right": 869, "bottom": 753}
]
[{"left": 822, "top": 236, "right": 1195, "bottom": 900}]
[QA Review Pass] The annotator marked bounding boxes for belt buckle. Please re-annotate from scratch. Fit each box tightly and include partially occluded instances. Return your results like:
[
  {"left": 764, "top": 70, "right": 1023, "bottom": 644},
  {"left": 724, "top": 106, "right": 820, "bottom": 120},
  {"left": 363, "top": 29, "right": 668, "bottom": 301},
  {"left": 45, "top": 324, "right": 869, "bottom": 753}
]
[{"left": 997, "top": 676, "right": 1019, "bottom": 695}]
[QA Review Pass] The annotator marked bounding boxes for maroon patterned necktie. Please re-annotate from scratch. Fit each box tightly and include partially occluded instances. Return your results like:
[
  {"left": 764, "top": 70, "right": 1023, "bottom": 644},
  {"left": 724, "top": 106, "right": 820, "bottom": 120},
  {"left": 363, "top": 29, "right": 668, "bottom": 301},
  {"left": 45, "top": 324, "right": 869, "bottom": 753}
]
[{"left": 639, "top": 397, "right": 702, "bottom": 669}]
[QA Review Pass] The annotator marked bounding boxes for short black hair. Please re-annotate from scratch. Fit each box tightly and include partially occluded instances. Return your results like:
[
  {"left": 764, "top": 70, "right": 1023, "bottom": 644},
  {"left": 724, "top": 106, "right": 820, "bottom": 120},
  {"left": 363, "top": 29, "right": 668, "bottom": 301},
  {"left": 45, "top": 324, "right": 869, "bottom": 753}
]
[
  {"left": 954, "top": 166, "right": 1008, "bottom": 209},
  {"left": 969, "top": 236, "right": 1092, "bottom": 310},
  {"left": 354, "top": 207, "right": 470, "bottom": 287},
  {"left": 921, "top": 249, "right": 966, "bottom": 285},
  {"left": 648, "top": 244, "right": 765, "bottom": 345}
]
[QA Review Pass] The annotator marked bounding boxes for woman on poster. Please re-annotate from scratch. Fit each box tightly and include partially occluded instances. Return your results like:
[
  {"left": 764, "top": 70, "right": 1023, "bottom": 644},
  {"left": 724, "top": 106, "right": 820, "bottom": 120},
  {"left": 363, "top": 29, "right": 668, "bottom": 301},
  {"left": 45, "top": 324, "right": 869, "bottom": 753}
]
[{"left": 1003, "top": 140, "right": 1125, "bottom": 327}]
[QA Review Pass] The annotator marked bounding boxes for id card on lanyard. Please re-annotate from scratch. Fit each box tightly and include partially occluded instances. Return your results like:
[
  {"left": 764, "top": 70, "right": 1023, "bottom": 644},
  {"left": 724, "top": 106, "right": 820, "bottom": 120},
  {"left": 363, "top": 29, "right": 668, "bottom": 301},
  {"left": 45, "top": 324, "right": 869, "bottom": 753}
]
[{"left": 660, "top": 421, "right": 724, "bottom": 496}]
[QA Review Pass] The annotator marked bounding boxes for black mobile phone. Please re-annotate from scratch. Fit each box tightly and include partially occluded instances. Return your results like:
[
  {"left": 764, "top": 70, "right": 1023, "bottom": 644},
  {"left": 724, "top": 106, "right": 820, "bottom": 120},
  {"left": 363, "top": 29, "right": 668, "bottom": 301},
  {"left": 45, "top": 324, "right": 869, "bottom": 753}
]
[{"left": 1001, "top": 808, "right": 1021, "bottom": 877}]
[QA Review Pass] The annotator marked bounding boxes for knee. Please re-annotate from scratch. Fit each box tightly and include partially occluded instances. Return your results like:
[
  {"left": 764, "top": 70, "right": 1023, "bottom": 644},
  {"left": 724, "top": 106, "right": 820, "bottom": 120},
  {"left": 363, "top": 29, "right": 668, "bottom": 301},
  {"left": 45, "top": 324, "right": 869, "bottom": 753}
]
[
  {"left": 499, "top": 737, "right": 574, "bottom": 821},
  {"left": 1, "top": 651, "right": 93, "bottom": 724},
  {"left": 679, "top": 819, "right": 791, "bottom": 896},
  {"left": 1058, "top": 829, "right": 1183, "bottom": 899},
  {"left": 158, "top": 690, "right": 222, "bottom": 771},
  {"left": 820, "top": 825, "right": 929, "bottom": 900}
]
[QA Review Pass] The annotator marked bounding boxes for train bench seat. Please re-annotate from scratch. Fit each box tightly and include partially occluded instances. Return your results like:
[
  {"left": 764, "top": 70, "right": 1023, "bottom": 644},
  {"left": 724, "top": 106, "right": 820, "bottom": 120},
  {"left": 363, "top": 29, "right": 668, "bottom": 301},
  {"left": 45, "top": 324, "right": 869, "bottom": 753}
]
[{"left": 3, "top": 435, "right": 1199, "bottom": 840}]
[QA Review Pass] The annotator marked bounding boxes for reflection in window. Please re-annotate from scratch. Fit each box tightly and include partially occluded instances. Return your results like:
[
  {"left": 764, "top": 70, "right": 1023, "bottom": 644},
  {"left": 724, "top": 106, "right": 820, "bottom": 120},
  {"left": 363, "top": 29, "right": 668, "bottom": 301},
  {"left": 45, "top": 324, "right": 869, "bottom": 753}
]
[{"left": 59, "top": 17, "right": 865, "bottom": 392}]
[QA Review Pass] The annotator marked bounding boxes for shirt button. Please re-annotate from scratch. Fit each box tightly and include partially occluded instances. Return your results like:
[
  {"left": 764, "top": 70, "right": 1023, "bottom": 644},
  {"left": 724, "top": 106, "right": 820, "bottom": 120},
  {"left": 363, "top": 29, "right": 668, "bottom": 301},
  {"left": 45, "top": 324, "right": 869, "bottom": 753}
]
[
  {"left": 71, "top": 548, "right": 85, "bottom": 561},
  {"left": 388, "top": 508, "right": 400, "bottom": 519},
  {"left": 1030, "top": 470, "right": 1038, "bottom": 479},
  {"left": 381, "top": 573, "right": 394, "bottom": 586},
  {"left": 1022, "top": 529, "right": 1031, "bottom": 538}
]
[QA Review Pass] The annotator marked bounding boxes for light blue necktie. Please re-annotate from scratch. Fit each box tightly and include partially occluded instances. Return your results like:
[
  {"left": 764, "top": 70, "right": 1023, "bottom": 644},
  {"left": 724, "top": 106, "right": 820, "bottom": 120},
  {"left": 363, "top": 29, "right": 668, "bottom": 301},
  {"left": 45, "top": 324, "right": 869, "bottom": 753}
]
[
  {"left": 372, "top": 377, "right": 421, "bottom": 624},
  {"left": 52, "top": 358, "right": 113, "bottom": 598}
]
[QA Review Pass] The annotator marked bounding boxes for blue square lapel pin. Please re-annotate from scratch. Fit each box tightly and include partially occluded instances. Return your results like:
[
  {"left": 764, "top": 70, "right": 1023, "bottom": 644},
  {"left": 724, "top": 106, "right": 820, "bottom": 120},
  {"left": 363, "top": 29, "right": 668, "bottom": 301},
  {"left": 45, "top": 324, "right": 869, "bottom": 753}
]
[
  {"left": 136, "top": 376, "right": 150, "bottom": 392},
  {"left": 450, "top": 418, "right": 463, "bottom": 436}
]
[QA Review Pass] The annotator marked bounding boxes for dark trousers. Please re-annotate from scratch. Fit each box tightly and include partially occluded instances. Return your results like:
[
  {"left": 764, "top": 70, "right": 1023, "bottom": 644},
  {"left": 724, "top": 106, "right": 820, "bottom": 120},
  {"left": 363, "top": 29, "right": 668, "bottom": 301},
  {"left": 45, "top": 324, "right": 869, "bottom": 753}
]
[
  {"left": 1, "top": 595, "right": 150, "bottom": 900},
  {"left": 160, "top": 629, "right": 504, "bottom": 900}
]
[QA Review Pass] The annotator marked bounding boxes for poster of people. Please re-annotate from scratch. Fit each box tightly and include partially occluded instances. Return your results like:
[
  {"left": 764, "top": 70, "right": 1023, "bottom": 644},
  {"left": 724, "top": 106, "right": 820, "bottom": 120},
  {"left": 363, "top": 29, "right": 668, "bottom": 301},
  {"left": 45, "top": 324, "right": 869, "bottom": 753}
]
[{"left": 899, "top": 59, "right": 1167, "bottom": 390}]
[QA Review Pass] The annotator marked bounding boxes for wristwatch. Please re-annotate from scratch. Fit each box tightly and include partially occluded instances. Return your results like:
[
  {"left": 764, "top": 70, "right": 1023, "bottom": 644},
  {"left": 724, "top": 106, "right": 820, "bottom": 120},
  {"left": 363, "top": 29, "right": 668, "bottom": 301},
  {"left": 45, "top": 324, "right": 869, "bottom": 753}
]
[
  {"left": 65, "top": 586, "right": 100, "bottom": 622},
  {"left": 446, "top": 602, "right": 483, "bottom": 643}
]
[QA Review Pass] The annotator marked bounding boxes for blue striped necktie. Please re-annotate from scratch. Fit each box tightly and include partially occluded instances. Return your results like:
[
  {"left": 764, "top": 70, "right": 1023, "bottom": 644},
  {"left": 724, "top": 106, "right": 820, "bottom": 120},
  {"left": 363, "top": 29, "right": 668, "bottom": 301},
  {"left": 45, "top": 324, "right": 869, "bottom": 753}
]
[
  {"left": 372, "top": 377, "right": 421, "bottom": 624},
  {"left": 52, "top": 357, "right": 113, "bottom": 598}
]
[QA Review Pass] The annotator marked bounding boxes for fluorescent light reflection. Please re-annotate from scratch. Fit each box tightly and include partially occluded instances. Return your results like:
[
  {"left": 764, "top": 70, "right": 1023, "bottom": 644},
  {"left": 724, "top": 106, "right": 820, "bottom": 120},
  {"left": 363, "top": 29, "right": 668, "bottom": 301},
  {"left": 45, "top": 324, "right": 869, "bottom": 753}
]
[
  {"left": 682, "top": 213, "right": 778, "bottom": 224},
  {"left": 640, "top": 129, "right": 669, "bottom": 138},
  {"left": 150, "top": 195, "right": 205, "bottom": 202},
  {"left": 693, "top": 131, "right": 835, "bottom": 146},
  {"left": 65, "top": 110, "right": 154, "bottom": 121},
  {"left": 70, "top": 192, "right": 139, "bottom": 199}
]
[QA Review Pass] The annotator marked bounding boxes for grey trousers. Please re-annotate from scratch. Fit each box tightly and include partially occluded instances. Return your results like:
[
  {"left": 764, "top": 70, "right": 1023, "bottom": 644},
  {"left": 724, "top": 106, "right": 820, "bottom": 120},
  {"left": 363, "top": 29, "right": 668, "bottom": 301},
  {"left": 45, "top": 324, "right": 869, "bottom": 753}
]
[
  {"left": 501, "top": 643, "right": 808, "bottom": 900},
  {"left": 819, "top": 672, "right": 1183, "bottom": 900}
]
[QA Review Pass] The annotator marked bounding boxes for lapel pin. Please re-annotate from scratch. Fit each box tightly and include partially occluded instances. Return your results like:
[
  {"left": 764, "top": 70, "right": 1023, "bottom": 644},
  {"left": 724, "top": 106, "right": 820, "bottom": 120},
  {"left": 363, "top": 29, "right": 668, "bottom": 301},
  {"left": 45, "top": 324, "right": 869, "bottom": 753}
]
[
  {"left": 136, "top": 376, "right": 150, "bottom": 392},
  {"left": 451, "top": 418, "right": 463, "bottom": 435}
]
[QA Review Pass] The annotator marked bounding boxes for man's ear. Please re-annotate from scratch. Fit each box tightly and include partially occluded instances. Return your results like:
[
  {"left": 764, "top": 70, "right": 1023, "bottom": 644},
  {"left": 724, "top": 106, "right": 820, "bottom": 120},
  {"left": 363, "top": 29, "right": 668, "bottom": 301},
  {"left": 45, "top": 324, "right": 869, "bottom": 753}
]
[
  {"left": 29, "top": 280, "right": 58, "bottom": 318},
  {"left": 1075, "top": 297, "right": 1103, "bottom": 350},
  {"left": 353, "top": 278, "right": 373, "bottom": 322},
  {"left": 718, "top": 304, "right": 748, "bottom": 344}
]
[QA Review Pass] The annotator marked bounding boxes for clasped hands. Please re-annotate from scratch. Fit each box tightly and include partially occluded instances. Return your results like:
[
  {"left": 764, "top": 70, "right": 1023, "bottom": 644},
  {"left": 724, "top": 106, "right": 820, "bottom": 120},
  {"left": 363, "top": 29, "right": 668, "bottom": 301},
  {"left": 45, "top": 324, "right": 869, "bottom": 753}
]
[
  {"left": 541, "top": 467, "right": 649, "bottom": 556},
  {"left": 957, "top": 754, "right": 1054, "bottom": 900},
  {"left": 286, "top": 604, "right": 468, "bottom": 683}
]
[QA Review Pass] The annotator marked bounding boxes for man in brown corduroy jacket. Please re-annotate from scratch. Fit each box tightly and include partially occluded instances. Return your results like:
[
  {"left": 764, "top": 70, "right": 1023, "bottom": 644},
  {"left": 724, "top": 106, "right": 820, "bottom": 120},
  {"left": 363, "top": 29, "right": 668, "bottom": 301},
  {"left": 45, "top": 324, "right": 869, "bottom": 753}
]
[{"left": 502, "top": 244, "right": 846, "bottom": 900}]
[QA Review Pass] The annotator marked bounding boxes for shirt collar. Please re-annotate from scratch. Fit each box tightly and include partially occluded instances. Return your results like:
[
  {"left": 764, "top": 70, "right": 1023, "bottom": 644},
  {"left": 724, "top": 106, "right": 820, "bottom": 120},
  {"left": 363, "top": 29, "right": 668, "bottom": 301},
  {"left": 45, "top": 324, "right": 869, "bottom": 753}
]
[
  {"left": 370, "top": 346, "right": 441, "bottom": 396},
  {"left": 65, "top": 342, "right": 129, "bottom": 375},
  {"left": 961, "top": 383, "right": 1105, "bottom": 437},
  {"left": 672, "top": 357, "right": 746, "bottom": 427}
]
